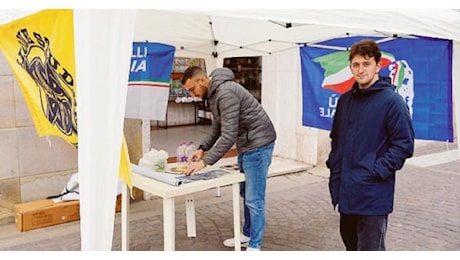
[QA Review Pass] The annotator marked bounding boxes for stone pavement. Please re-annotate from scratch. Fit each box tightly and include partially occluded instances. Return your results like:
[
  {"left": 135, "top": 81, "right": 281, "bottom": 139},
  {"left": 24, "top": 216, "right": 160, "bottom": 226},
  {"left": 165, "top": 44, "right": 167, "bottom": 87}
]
[{"left": 0, "top": 140, "right": 459, "bottom": 251}]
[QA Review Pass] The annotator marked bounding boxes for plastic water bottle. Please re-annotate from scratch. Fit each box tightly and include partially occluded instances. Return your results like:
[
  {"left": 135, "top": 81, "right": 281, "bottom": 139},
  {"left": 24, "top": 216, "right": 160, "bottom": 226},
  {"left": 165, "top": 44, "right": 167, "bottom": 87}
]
[
  {"left": 176, "top": 142, "right": 186, "bottom": 165},
  {"left": 185, "top": 141, "right": 196, "bottom": 162}
]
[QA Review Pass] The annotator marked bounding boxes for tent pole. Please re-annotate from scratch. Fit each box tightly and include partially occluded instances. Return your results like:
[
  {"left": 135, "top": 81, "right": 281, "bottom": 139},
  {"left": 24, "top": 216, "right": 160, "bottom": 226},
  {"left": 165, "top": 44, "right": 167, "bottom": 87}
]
[{"left": 452, "top": 41, "right": 460, "bottom": 159}]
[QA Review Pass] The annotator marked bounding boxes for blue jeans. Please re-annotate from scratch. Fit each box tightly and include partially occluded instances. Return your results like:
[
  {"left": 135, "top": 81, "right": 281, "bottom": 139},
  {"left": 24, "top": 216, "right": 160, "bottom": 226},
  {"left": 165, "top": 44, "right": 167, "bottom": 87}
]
[
  {"left": 340, "top": 213, "right": 388, "bottom": 251},
  {"left": 237, "top": 142, "right": 275, "bottom": 249}
]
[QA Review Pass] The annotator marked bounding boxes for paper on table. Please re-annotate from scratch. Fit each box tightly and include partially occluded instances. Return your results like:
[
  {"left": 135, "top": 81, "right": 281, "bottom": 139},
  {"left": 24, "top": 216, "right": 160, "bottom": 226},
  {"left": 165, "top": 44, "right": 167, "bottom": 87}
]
[
  {"left": 175, "top": 169, "right": 231, "bottom": 184},
  {"left": 131, "top": 164, "right": 183, "bottom": 186}
]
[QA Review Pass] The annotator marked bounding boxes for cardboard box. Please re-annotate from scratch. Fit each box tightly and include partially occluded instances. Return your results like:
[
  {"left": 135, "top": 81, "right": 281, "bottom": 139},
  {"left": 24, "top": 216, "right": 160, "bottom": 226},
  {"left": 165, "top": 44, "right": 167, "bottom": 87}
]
[
  {"left": 14, "top": 199, "right": 80, "bottom": 232},
  {"left": 115, "top": 194, "right": 121, "bottom": 213},
  {"left": 14, "top": 195, "right": 122, "bottom": 232}
]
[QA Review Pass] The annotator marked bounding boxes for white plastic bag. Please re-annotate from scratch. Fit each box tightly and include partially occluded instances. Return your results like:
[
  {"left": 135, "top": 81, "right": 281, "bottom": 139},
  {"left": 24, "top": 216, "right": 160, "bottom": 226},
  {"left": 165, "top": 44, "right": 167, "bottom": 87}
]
[
  {"left": 138, "top": 148, "right": 169, "bottom": 172},
  {"left": 138, "top": 148, "right": 169, "bottom": 200},
  {"left": 48, "top": 172, "right": 124, "bottom": 202}
]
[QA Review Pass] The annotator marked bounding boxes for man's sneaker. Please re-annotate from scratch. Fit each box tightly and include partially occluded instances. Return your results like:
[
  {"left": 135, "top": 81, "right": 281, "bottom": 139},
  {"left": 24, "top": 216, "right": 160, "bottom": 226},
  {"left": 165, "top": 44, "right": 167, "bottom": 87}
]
[
  {"left": 246, "top": 247, "right": 260, "bottom": 251},
  {"left": 223, "top": 233, "right": 250, "bottom": 248}
]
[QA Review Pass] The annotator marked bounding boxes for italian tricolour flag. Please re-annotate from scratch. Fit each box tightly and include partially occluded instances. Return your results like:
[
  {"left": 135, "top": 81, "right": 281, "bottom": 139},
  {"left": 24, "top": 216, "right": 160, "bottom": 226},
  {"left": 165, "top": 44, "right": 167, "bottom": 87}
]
[{"left": 314, "top": 51, "right": 395, "bottom": 94}]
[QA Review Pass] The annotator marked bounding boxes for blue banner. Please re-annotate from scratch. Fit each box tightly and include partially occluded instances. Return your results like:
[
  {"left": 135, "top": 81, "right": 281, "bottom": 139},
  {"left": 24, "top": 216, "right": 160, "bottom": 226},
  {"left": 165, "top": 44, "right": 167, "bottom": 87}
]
[
  {"left": 129, "top": 42, "right": 175, "bottom": 85},
  {"left": 301, "top": 36, "right": 453, "bottom": 142},
  {"left": 125, "top": 42, "right": 175, "bottom": 120}
]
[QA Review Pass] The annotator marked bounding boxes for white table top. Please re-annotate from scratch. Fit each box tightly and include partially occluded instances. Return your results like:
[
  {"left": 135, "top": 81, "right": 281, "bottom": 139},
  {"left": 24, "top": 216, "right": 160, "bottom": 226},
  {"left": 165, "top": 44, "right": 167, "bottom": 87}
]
[{"left": 131, "top": 164, "right": 244, "bottom": 199}]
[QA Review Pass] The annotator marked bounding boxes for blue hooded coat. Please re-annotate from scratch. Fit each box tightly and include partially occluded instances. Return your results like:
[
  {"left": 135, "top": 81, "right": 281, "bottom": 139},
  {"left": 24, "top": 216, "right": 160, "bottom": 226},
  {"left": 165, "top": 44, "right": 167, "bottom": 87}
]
[{"left": 326, "top": 77, "right": 414, "bottom": 215}]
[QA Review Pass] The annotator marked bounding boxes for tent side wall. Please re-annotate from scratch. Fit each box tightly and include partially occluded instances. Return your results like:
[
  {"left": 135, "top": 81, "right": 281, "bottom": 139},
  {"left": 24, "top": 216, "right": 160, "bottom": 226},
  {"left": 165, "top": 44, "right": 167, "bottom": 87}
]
[{"left": 453, "top": 42, "right": 460, "bottom": 156}]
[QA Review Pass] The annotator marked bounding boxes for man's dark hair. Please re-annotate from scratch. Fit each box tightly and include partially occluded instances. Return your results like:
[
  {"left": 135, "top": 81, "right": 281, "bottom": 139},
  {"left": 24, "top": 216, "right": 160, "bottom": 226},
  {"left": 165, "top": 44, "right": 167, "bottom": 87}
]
[
  {"left": 181, "top": 66, "right": 205, "bottom": 85},
  {"left": 349, "top": 39, "right": 382, "bottom": 63}
]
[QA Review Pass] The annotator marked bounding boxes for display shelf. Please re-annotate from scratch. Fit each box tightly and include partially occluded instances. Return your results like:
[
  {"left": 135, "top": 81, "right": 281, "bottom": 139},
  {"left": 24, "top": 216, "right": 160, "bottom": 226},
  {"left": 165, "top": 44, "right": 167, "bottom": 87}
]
[
  {"left": 161, "top": 57, "right": 210, "bottom": 127},
  {"left": 196, "top": 100, "right": 212, "bottom": 125}
]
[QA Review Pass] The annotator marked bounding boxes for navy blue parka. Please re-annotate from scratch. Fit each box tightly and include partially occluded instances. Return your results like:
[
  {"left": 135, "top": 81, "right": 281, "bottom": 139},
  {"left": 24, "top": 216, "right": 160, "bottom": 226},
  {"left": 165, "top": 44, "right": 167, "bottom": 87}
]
[{"left": 326, "top": 77, "right": 414, "bottom": 215}]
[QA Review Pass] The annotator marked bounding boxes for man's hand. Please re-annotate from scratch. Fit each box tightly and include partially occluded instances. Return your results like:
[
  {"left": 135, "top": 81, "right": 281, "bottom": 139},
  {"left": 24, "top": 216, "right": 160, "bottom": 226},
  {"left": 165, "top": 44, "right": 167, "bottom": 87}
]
[
  {"left": 187, "top": 149, "right": 204, "bottom": 163},
  {"left": 184, "top": 159, "right": 206, "bottom": 176},
  {"left": 184, "top": 149, "right": 206, "bottom": 176}
]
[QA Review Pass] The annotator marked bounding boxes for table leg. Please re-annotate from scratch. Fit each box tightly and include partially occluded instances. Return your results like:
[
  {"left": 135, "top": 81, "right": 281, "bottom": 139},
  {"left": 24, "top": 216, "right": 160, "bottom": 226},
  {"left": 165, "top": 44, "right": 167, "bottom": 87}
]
[
  {"left": 232, "top": 183, "right": 241, "bottom": 251},
  {"left": 163, "top": 197, "right": 175, "bottom": 251},
  {"left": 121, "top": 184, "right": 130, "bottom": 251},
  {"left": 185, "top": 195, "right": 196, "bottom": 237}
]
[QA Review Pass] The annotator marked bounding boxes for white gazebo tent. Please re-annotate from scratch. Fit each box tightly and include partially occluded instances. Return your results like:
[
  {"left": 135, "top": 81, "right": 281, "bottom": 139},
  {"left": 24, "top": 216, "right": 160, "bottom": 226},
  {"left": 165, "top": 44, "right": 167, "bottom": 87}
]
[{"left": 0, "top": 7, "right": 459, "bottom": 250}]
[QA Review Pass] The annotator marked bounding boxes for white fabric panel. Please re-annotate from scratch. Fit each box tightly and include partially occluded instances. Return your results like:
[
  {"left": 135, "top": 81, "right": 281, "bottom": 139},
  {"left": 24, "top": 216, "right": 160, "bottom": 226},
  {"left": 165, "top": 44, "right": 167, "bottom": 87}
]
[
  {"left": 134, "top": 9, "right": 460, "bottom": 73},
  {"left": 74, "top": 10, "right": 137, "bottom": 251},
  {"left": 184, "top": 9, "right": 460, "bottom": 42},
  {"left": 125, "top": 86, "right": 169, "bottom": 120}
]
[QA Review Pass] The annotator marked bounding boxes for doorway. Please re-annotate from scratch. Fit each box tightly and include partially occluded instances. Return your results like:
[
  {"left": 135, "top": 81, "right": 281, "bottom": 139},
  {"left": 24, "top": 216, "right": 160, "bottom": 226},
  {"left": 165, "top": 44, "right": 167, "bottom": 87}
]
[{"left": 224, "top": 56, "right": 262, "bottom": 102}]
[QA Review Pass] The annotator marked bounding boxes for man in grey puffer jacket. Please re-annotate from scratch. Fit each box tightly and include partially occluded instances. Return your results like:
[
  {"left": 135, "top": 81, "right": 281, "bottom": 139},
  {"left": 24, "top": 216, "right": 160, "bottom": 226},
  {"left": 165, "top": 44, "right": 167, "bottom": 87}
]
[{"left": 182, "top": 66, "right": 276, "bottom": 251}]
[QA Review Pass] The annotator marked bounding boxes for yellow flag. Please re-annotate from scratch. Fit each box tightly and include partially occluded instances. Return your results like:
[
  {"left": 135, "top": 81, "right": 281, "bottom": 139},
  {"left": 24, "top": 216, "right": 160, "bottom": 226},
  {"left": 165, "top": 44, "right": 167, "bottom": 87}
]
[
  {"left": 120, "top": 135, "right": 133, "bottom": 194},
  {"left": 0, "top": 9, "right": 133, "bottom": 193}
]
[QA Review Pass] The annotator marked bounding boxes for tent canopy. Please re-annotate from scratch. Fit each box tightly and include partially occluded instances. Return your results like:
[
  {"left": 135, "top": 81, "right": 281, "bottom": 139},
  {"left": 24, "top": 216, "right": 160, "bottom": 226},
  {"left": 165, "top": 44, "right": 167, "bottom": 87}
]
[
  {"left": 134, "top": 9, "right": 460, "bottom": 62},
  {"left": 3, "top": 9, "right": 459, "bottom": 58}
]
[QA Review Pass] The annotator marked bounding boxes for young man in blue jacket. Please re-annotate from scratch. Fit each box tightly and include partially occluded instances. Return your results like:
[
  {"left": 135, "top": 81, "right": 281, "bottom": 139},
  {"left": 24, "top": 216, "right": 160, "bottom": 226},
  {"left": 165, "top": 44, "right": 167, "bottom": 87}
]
[
  {"left": 326, "top": 39, "right": 415, "bottom": 251},
  {"left": 181, "top": 66, "right": 276, "bottom": 251}
]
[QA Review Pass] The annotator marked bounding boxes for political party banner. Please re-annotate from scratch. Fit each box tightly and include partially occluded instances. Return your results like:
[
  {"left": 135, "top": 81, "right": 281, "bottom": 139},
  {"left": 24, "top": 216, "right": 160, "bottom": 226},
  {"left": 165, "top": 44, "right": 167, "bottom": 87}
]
[
  {"left": 125, "top": 42, "right": 175, "bottom": 120},
  {"left": 301, "top": 35, "right": 453, "bottom": 142},
  {"left": 0, "top": 9, "right": 133, "bottom": 190}
]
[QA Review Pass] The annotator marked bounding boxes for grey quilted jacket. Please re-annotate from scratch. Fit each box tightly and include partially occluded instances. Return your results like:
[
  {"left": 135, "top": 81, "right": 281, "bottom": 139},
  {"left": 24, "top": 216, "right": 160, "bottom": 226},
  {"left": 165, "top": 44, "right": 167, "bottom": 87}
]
[{"left": 200, "top": 68, "right": 277, "bottom": 165}]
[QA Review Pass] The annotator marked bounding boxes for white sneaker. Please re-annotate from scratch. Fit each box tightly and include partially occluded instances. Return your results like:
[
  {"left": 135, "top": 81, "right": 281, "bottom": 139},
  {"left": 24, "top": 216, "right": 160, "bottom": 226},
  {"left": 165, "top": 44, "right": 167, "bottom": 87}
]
[
  {"left": 223, "top": 233, "right": 250, "bottom": 248},
  {"left": 246, "top": 247, "right": 260, "bottom": 251}
]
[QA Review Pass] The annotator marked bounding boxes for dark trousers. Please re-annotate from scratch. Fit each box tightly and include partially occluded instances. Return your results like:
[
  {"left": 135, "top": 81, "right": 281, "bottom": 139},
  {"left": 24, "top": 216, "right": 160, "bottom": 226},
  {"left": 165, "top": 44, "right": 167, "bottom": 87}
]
[{"left": 340, "top": 213, "right": 388, "bottom": 251}]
